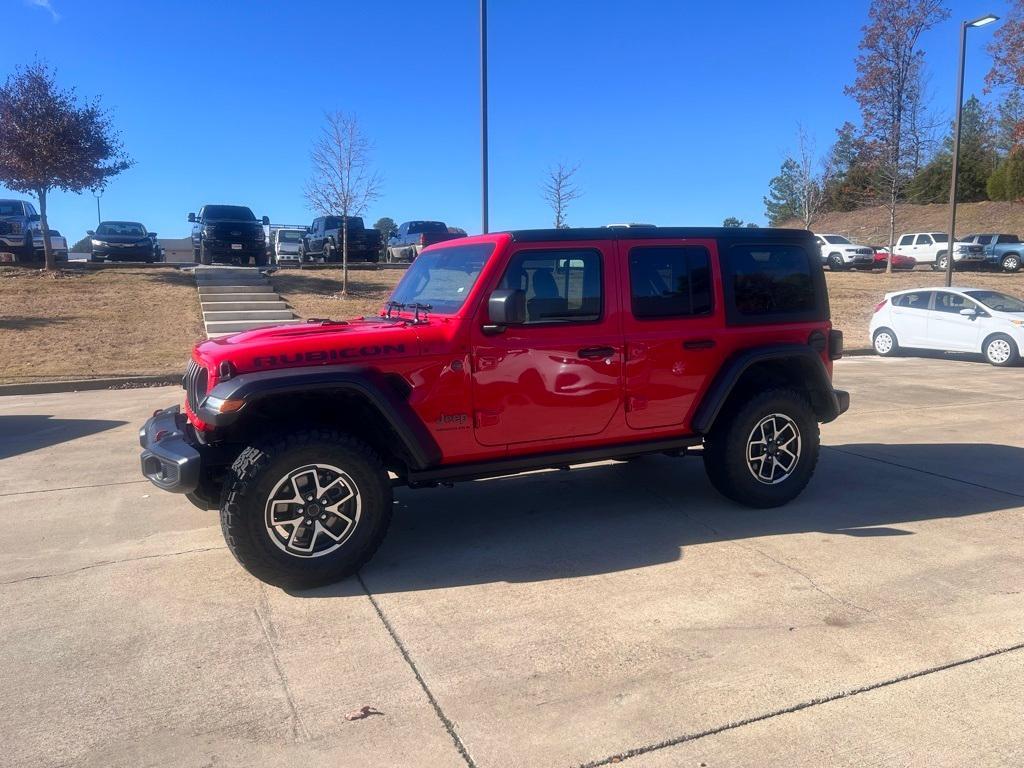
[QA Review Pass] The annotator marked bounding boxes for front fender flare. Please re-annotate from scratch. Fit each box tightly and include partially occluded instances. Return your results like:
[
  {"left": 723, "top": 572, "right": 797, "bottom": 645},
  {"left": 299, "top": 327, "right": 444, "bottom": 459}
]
[{"left": 198, "top": 365, "right": 441, "bottom": 470}]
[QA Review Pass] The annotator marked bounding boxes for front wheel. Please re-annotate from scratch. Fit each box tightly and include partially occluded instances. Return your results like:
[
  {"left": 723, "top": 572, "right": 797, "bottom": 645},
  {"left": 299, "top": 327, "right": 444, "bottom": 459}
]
[
  {"left": 984, "top": 334, "right": 1019, "bottom": 367},
  {"left": 936, "top": 253, "right": 950, "bottom": 271},
  {"left": 1001, "top": 253, "right": 1021, "bottom": 273},
  {"left": 703, "top": 389, "right": 820, "bottom": 508},
  {"left": 220, "top": 430, "right": 393, "bottom": 588},
  {"left": 828, "top": 253, "right": 845, "bottom": 271},
  {"left": 199, "top": 242, "right": 212, "bottom": 266}
]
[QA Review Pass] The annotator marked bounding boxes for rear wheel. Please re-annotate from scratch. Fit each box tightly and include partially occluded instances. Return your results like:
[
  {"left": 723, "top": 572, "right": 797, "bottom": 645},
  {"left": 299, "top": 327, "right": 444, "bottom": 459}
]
[
  {"left": 873, "top": 328, "right": 900, "bottom": 357},
  {"left": 702, "top": 389, "right": 820, "bottom": 508},
  {"left": 220, "top": 430, "right": 393, "bottom": 588},
  {"left": 1001, "top": 253, "right": 1021, "bottom": 272},
  {"left": 984, "top": 334, "right": 1019, "bottom": 367}
]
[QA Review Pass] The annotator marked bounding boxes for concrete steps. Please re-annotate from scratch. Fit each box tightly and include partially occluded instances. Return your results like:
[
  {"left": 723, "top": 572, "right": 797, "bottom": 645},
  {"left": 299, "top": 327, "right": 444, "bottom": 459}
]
[{"left": 193, "top": 266, "right": 299, "bottom": 337}]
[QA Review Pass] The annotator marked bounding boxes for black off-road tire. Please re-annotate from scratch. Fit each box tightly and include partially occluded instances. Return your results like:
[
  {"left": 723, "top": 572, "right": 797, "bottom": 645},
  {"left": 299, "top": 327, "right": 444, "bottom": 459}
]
[
  {"left": 702, "top": 389, "right": 820, "bottom": 508},
  {"left": 199, "top": 241, "right": 212, "bottom": 266},
  {"left": 220, "top": 430, "right": 393, "bottom": 589}
]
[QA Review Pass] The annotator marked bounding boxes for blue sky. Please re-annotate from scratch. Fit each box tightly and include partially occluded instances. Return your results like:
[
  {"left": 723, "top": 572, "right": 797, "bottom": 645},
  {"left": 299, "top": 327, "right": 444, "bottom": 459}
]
[{"left": 0, "top": 0, "right": 1013, "bottom": 243}]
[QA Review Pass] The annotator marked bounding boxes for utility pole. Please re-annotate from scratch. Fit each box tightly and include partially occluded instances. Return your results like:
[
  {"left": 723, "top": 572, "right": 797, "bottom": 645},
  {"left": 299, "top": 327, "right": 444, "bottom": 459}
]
[
  {"left": 945, "top": 13, "right": 998, "bottom": 287},
  {"left": 93, "top": 188, "right": 103, "bottom": 225},
  {"left": 480, "top": 0, "right": 489, "bottom": 234}
]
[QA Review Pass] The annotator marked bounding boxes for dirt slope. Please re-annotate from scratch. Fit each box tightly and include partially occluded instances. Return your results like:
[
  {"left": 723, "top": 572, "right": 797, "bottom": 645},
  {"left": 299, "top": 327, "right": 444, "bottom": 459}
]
[{"left": 781, "top": 201, "right": 1024, "bottom": 244}]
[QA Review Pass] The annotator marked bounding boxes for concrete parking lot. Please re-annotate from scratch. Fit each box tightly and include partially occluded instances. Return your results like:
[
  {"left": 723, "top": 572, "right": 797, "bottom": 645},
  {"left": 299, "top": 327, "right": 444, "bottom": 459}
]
[{"left": 1, "top": 356, "right": 1022, "bottom": 768}]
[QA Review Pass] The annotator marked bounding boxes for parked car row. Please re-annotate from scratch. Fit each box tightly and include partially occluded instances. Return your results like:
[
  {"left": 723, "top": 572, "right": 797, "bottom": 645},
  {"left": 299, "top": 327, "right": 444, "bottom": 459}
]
[{"left": 815, "top": 231, "right": 1020, "bottom": 273}]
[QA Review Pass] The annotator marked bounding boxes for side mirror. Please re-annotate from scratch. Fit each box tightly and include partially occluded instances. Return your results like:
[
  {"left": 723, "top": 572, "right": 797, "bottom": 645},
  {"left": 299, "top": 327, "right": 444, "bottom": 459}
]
[
  {"left": 187, "top": 212, "right": 196, "bottom": 223},
  {"left": 87, "top": 230, "right": 95, "bottom": 236},
  {"left": 959, "top": 308, "right": 978, "bottom": 318},
  {"left": 484, "top": 289, "right": 526, "bottom": 333},
  {"left": 149, "top": 232, "right": 157, "bottom": 238},
  {"left": 262, "top": 216, "right": 270, "bottom": 226}
]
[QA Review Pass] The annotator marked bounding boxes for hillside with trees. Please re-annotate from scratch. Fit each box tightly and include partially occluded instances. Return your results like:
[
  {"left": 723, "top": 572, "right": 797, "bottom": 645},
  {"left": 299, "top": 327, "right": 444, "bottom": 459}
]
[{"left": 765, "top": 0, "right": 1024, "bottom": 262}]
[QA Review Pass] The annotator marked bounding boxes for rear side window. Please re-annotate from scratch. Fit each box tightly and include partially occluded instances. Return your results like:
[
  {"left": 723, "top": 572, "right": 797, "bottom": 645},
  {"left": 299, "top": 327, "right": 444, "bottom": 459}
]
[
  {"left": 499, "top": 249, "right": 602, "bottom": 324},
  {"left": 915, "top": 234, "right": 933, "bottom": 245},
  {"left": 892, "top": 291, "right": 932, "bottom": 309},
  {"left": 628, "top": 246, "right": 711, "bottom": 318},
  {"left": 997, "top": 234, "right": 1020, "bottom": 244},
  {"left": 724, "top": 243, "right": 816, "bottom": 318}
]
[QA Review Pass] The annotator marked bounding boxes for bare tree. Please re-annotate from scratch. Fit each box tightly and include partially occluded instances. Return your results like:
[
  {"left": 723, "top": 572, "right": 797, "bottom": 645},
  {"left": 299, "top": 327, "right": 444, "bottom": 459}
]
[
  {"left": 304, "top": 111, "right": 381, "bottom": 294},
  {"left": 542, "top": 162, "right": 582, "bottom": 228},
  {"left": 794, "top": 125, "right": 829, "bottom": 230},
  {"left": 0, "top": 62, "right": 131, "bottom": 271},
  {"left": 845, "top": 0, "right": 948, "bottom": 272}
]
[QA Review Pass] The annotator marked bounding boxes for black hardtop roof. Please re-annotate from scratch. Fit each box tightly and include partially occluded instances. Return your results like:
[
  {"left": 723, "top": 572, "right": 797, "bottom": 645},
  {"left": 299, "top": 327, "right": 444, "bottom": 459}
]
[{"left": 506, "top": 226, "right": 813, "bottom": 242}]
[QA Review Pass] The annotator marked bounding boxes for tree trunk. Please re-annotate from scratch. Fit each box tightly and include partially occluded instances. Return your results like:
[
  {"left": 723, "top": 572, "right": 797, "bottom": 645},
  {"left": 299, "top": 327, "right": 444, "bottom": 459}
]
[
  {"left": 887, "top": 199, "right": 896, "bottom": 275},
  {"left": 38, "top": 188, "right": 55, "bottom": 272},
  {"left": 341, "top": 213, "right": 348, "bottom": 295}
]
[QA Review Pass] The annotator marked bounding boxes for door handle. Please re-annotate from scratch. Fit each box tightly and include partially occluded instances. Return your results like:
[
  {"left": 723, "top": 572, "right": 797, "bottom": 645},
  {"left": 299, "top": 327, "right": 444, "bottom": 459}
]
[
  {"left": 683, "top": 339, "right": 716, "bottom": 350},
  {"left": 578, "top": 346, "right": 615, "bottom": 360}
]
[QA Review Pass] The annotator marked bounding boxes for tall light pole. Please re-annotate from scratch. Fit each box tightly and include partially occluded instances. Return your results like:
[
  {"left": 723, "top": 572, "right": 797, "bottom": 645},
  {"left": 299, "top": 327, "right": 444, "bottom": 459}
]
[
  {"left": 92, "top": 187, "right": 103, "bottom": 225},
  {"left": 480, "top": 0, "right": 489, "bottom": 234},
  {"left": 945, "top": 13, "right": 998, "bottom": 288}
]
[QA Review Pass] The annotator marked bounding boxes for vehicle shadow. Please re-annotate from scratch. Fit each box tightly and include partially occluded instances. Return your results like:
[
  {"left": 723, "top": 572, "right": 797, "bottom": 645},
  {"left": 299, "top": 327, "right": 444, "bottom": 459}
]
[
  {"left": 291, "top": 442, "right": 1024, "bottom": 597},
  {"left": 0, "top": 415, "right": 127, "bottom": 460},
  {"left": 0, "top": 316, "right": 71, "bottom": 330},
  {"left": 895, "top": 349, "right": 1024, "bottom": 366}
]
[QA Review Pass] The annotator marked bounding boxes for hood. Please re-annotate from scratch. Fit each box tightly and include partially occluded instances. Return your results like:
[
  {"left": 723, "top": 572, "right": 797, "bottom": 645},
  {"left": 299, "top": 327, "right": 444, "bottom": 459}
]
[
  {"left": 194, "top": 317, "right": 427, "bottom": 377},
  {"left": 93, "top": 233, "right": 151, "bottom": 243}
]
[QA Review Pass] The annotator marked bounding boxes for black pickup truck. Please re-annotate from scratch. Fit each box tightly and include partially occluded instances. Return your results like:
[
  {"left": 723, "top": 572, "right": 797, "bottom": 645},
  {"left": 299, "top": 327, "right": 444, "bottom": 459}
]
[
  {"left": 303, "top": 216, "right": 381, "bottom": 263},
  {"left": 189, "top": 204, "right": 270, "bottom": 266}
]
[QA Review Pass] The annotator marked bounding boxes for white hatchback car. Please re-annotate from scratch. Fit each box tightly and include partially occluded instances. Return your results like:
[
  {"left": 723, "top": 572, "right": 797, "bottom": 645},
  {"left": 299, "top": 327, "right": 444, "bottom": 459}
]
[{"left": 869, "top": 287, "right": 1024, "bottom": 366}]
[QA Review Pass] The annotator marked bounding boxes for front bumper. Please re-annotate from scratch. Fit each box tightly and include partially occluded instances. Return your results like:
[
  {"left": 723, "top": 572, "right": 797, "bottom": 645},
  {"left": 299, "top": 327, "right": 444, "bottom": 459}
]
[
  {"left": 94, "top": 245, "right": 153, "bottom": 259},
  {"left": 139, "top": 405, "right": 201, "bottom": 493}
]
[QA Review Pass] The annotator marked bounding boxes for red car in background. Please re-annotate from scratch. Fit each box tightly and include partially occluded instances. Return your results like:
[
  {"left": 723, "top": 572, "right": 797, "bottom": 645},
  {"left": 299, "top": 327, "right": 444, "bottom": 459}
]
[{"left": 858, "top": 246, "right": 917, "bottom": 271}]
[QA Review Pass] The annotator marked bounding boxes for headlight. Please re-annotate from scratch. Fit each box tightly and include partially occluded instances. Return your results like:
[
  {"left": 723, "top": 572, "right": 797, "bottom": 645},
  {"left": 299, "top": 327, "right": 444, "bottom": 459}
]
[{"left": 91, "top": 239, "right": 107, "bottom": 247}]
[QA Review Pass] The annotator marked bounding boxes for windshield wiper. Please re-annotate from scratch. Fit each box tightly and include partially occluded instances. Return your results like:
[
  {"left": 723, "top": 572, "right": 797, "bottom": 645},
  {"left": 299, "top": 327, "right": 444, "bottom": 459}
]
[
  {"left": 384, "top": 300, "right": 407, "bottom": 319},
  {"left": 409, "top": 303, "right": 433, "bottom": 322}
]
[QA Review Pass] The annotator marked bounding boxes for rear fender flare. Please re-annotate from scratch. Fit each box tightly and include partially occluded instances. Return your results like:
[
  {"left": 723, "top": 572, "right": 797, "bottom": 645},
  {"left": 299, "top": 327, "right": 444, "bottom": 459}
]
[{"left": 691, "top": 345, "right": 843, "bottom": 434}]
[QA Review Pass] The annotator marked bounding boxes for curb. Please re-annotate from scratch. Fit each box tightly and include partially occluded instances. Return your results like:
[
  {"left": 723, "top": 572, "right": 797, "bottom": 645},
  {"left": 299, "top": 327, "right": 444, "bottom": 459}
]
[{"left": 0, "top": 373, "right": 182, "bottom": 397}]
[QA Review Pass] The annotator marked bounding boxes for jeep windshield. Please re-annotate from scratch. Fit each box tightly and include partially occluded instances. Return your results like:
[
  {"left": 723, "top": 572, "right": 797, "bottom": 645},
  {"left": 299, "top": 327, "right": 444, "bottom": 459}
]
[
  {"left": 387, "top": 242, "right": 495, "bottom": 315},
  {"left": 203, "top": 206, "right": 256, "bottom": 221}
]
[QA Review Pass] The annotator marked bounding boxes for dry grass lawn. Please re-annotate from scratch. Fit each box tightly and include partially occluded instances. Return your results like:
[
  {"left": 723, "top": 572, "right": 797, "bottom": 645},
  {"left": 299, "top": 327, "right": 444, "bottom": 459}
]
[
  {"left": 826, "top": 268, "right": 1024, "bottom": 348},
  {"left": 0, "top": 265, "right": 203, "bottom": 383},
  {"left": 271, "top": 268, "right": 403, "bottom": 321}
]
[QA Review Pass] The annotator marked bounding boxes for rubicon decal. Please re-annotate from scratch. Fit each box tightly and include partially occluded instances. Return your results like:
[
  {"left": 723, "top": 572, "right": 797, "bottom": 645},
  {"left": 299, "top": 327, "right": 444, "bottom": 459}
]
[{"left": 253, "top": 344, "right": 406, "bottom": 368}]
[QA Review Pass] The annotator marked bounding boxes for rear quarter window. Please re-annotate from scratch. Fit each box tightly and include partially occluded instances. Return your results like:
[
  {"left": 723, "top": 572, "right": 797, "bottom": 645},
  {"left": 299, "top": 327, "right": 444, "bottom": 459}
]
[{"left": 722, "top": 242, "right": 822, "bottom": 324}]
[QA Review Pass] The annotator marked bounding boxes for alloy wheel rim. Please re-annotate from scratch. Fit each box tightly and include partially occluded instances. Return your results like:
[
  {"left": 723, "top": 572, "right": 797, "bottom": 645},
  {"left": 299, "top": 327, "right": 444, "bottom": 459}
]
[
  {"left": 1007, "top": 257, "right": 1019, "bottom": 270},
  {"left": 264, "top": 463, "right": 361, "bottom": 558},
  {"left": 746, "top": 413, "right": 801, "bottom": 485},
  {"left": 988, "top": 339, "right": 1011, "bottom": 364},
  {"left": 875, "top": 333, "right": 893, "bottom": 354}
]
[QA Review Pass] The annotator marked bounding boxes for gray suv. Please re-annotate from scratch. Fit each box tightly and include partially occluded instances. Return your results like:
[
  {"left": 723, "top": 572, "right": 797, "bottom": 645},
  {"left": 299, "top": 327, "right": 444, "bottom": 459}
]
[{"left": 0, "top": 199, "right": 40, "bottom": 261}]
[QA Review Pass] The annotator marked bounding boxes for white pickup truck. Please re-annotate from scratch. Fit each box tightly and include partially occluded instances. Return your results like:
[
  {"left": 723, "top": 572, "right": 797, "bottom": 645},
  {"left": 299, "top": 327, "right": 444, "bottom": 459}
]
[{"left": 893, "top": 232, "right": 985, "bottom": 271}]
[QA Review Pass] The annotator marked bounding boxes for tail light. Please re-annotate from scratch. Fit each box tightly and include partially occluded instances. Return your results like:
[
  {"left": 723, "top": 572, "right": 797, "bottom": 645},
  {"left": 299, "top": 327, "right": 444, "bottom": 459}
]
[
  {"left": 829, "top": 330, "right": 844, "bottom": 360},
  {"left": 873, "top": 298, "right": 888, "bottom": 313}
]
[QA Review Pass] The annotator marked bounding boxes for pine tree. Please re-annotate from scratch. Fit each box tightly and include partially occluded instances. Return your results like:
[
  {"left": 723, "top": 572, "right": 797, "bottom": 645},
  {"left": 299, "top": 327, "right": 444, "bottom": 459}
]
[{"left": 763, "top": 159, "right": 801, "bottom": 226}]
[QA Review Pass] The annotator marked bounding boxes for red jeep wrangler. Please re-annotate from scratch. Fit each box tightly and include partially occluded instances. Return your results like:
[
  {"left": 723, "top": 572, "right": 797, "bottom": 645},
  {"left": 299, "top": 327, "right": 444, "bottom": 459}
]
[{"left": 141, "top": 227, "right": 848, "bottom": 587}]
